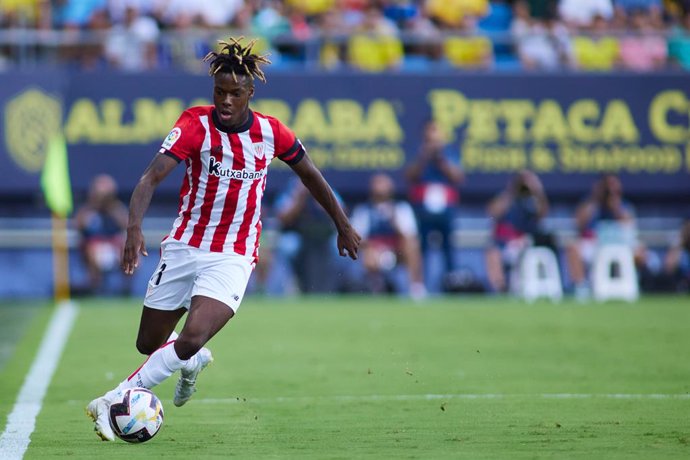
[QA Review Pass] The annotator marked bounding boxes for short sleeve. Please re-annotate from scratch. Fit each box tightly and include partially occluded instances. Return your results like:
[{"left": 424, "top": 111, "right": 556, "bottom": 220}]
[
  {"left": 159, "top": 110, "right": 203, "bottom": 162},
  {"left": 273, "top": 118, "right": 305, "bottom": 165}
]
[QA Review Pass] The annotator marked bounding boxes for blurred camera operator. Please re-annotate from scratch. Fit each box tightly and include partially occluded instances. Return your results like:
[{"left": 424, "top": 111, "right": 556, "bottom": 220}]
[
  {"left": 485, "top": 170, "right": 553, "bottom": 293},
  {"left": 566, "top": 174, "right": 646, "bottom": 298}
]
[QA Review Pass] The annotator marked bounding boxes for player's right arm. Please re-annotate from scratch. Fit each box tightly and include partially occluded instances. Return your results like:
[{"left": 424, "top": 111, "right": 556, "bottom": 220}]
[
  {"left": 123, "top": 109, "right": 201, "bottom": 274},
  {"left": 122, "top": 153, "right": 178, "bottom": 275}
]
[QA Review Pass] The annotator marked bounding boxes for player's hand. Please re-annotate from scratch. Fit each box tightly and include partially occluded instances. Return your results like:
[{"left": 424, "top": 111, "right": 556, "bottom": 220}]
[
  {"left": 337, "top": 225, "right": 362, "bottom": 260},
  {"left": 122, "top": 226, "right": 148, "bottom": 275}
]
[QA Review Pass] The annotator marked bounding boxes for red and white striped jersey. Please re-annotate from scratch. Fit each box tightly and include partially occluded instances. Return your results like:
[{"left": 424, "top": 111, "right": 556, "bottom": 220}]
[{"left": 158, "top": 106, "right": 304, "bottom": 261}]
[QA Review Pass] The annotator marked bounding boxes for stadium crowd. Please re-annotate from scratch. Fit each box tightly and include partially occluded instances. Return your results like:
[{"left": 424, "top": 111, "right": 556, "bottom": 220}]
[{"left": 2, "top": 0, "right": 690, "bottom": 72}]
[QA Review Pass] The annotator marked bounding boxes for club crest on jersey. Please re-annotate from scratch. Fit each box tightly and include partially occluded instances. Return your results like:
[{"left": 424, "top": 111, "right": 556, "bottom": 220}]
[
  {"left": 162, "top": 127, "right": 181, "bottom": 150},
  {"left": 209, "top": 157, "right": 265, "bottom": 180},
  {"left": 252, "top": 142, "right": 265, "bottom": 159}
]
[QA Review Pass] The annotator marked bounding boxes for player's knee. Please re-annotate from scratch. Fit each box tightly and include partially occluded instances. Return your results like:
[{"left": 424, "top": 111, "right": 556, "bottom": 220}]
[
  {"left": 136, "top": 337, "right": 158, "bottom": 356},
  {"left": 174, "top": 334, "right": 205, "bottom": 360}
]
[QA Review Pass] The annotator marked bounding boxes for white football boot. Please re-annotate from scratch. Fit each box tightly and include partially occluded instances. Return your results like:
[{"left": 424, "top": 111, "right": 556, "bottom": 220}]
[
  {"left": 173, "top": 347, "right": 213, "bottom": 407},
  {"left": 85, "top": 396, "right": 115, "bottom": 441}
]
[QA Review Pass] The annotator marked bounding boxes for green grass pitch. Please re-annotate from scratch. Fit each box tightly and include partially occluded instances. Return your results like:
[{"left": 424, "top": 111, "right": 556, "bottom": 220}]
[{"left": 1, "top": 296, "right": 690, "bottom": 459}]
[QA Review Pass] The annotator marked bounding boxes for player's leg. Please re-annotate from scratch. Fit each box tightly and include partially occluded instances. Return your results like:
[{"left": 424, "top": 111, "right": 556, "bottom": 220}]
[
  {"left": 135, "top": 306, "right": 186, "bottom": 355},
  {"left": 107, "top": 296, "right": 232, "bottom": 410},
  {"left": 175, "top": 295, "right": 234, "bottom": 359},
  {"left": 170, "top": 295, "right": 232, "bottom": 405},
  {"left": 173, "top": 252, "right": 253, "bottom": 406},
  {"left": 87, "top": 241, "right": 195, "bottom": 441}
]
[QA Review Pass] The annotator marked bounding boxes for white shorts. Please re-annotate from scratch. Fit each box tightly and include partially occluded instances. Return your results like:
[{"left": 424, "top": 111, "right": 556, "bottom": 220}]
[{"left": 144, "top": 240, "right": 254, "bottom": 313}]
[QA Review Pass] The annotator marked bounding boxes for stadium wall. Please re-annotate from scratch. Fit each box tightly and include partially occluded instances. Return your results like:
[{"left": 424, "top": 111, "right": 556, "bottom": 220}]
[
  {"left": 2, "top": 72, "right": 690, "bottom": 299},
  {"left": 2, "top": 72, "right": 690, "bottom": 202}
]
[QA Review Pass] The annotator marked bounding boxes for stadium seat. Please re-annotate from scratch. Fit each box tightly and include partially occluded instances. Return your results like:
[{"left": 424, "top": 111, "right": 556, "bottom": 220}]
[
  {"left": 513, "top": 246, "right": 563, "bottom": 303},
  {"left": 591, "top": 245, "right": 639, "bottom": 302},
  {"left": 478, "top": 3, "right": 515, "bottom": 69},
  {"left": 479, "top": 2, "right": 513, "bottom": 32}
]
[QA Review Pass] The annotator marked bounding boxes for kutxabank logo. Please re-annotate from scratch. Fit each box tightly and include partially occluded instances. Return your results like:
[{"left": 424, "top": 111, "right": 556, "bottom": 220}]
[
  {"left": 208, "top": 157, "right": 265, "bottom": 180},
  {"left": 4, "top": 88, "right": 62, "bottom": 172}
]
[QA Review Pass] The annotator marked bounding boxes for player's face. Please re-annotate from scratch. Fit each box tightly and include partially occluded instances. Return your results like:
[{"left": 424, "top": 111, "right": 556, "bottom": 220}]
[{"left": 213, "top": 73, "right": 254, "bottom": 128}]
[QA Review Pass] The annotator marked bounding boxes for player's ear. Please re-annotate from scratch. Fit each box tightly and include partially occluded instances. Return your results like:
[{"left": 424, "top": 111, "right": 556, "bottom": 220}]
[{"left": 248, "top": 85, "right": 255, "bottom": 99}]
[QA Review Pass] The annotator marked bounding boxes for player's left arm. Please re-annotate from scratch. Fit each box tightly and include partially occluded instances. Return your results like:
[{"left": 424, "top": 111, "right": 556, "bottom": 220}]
[{"left": 289, "top": 153, "right": 361, "bottom": 260}]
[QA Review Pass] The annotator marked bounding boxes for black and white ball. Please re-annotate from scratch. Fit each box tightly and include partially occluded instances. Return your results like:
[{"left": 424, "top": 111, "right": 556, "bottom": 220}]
[{"left": 108, "top": 388, "right": 164, "bottom": 443}]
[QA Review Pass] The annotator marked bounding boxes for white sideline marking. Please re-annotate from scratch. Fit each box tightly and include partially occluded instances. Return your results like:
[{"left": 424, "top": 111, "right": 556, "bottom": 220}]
[
  {"left": 0, "top": 301, "right": 78, "bottom": 460},
  {"left": 191, "top": 393, "right": 690, "bottom": 405}
]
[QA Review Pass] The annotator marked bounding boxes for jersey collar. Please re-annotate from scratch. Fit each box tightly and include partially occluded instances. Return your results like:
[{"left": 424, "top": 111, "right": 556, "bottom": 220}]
[{"left": 212, "top": 109, "right": 254, "bottom": 133}]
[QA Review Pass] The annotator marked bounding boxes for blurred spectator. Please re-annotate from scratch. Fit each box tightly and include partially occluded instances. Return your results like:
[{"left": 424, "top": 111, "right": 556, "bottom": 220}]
[
  {"left": 155, "top": 0, "right": 244, "bottom": 29},
  {"left": 382, "top": 0, "right": 419, "bottom": 28},
  {"left": 1, "top": 0, "right": 689, "bottom": 72},
  {"left": 665, "top": 0, "right": 690, "bottom": 21},
  {"left": 104, "top": 5, "right": 159, "bottom": 71},
  {"left": 318, "top": 7, "right": 349, "bottom": 69},
  {"left": 663, "top": 218, "right": 690, "bottom": 292},
  {"left": 0, "top": 0, "right": 50, "bottom": 28},
  {"left": 347, "top": 6, "right": 403, "bottom": 71},
  {"left": 74, "top": 174, "right": 128, "bottom": 295},
  {"left": 523, "top": 0, "right": 559, "bottom": 20},
  {"left": 252, "top": 1, "right": 292, "bottom": 39},
  {"left": 511, "top": 0, "right": 573, "bottom": 70},
  {"left": 485, "top": 170, "right": 552, "bottom": 293},
  {"left": 443, "top": 33, "right": 494, "bottom": 69},
  {"left": 566, "top": 174, "right": 646, "bottom": 298},
  {"left": 286, "top": 0, "right": 334, "bottom": 16},
  {"left": 350, "top": 173, "right": 426, "bottom": 298},
  {"left": 425, "top": 0, "right": 490, "bottom": 29},
  {"left": 558, "top": 0, "right": 614, "bottom": 28},
  {"left": 614, "top": 0, "right": 663, "bottom": 26},
  {"left": 572, "top": 15, "right": 620, "bottom": 70},
  {"left": 48, "top": 0, "right": 110, "bottom": 70},
  {"left": 668, "top": 10, "right": 690, "bottom": 69},
  {"left": 52, "top": 0, "right": 107, "bottom": 30},
  {"left": 430, "top": 0, "right": 493, "bottom": 69},
  {"left": 275, "top": 179, "right": 344, "bottom": 293},
  {"left": 405, "top": 120, "right": 464, "bottom": 290},
  {"left": 106, "top": 0, "right": 155, "bottom": 25},
  {"left": 619, "top": 7, "right": 668, "bottom": 70}
]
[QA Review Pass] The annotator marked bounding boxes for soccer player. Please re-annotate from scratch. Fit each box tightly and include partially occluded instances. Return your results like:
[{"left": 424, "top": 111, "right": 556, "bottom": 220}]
[{"left": 86, "top": 37, "right": 361, "bottom": 441}]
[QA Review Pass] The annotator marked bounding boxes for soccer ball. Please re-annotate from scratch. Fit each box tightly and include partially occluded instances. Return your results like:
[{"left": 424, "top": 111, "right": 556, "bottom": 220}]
[{"left": 108, "top": 388, "right": 164, "bottom": 443}]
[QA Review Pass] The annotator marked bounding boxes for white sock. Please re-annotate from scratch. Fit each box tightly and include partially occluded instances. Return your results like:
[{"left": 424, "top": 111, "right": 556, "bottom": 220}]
[
  {"left": 168, "top": 331, "right": 204, "bottom": 374},
  {"left": 104, "top": 341, "right": 187, "bottom": 402}
]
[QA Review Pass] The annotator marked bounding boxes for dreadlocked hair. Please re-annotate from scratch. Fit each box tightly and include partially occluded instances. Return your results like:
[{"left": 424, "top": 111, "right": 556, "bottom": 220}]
[{"left": 203, "top": 36, "right": 271, "bottom": 83}]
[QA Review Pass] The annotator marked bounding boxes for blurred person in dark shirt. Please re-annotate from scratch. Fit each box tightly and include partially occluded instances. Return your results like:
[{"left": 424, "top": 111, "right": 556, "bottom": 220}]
[
  {"left": 566, "top": 174, "right": 646, "bottom": 297},
  {"left": 485, "top": 170, "right": 552, "bottom": 293},
  {"left": 405, "top": 120, "right": 464, "bottom": 290},
  {"left": 75, "top": 173, "right": 128, "bottom": 294}
]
